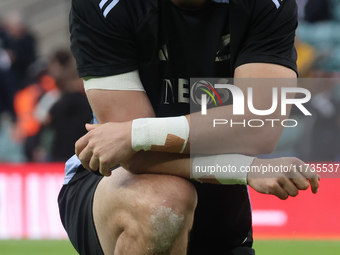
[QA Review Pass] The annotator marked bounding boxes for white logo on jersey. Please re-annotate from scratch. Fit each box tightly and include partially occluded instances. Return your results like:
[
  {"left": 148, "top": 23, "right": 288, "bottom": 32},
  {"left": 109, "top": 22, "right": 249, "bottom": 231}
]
[
  {"left": 215, "top": 34, "right": 230, "bottom": 62},
  {"left": 99, "top": 0, "right": 120, "bottom": 18},
  {"left": 272, "top": 0, "right": 284, "bottom": 9},
  {"left": 163, "top": 79, "right": 190, "bottom": 104},
  {"left": 159, "top": 45, "right": 169, "bottom": 61}
]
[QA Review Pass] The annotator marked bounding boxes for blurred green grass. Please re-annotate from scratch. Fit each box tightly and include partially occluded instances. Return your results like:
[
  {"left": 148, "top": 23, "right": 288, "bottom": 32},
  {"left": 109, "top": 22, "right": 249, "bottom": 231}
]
[
  {"left": 0, "top": 240, "right": 77, "bottom": 255},
  {"left": 0, "top": 239, "right": 340, "bottom": 254},
  {"left": 253, "top": 240, "right": 340, "bottom": 255}
]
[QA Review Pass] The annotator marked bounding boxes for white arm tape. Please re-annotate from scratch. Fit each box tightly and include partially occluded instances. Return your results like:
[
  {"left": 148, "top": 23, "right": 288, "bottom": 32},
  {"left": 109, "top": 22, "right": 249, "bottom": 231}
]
[
  {"left": 131, "top": 116, "right": 189, "bottom": 153},
  {"left": 192, "top": 154, "right": 255, "bottom": 185},
  {"left": 83, "top": 70, "right": 145, "bottom": 91}
]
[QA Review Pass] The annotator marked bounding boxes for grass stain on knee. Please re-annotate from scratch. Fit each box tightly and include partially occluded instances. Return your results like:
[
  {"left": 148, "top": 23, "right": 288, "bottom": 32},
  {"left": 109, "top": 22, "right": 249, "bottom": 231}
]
[{"left": 150, "top": 205, "right": 185, "bottom": 253}]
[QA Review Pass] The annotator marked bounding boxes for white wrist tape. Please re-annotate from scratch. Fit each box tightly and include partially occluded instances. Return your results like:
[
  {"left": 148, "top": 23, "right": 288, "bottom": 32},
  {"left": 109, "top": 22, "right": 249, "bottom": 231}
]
[
  {"left": 131, "top": 116, "right": 189, "bottom": 153},
  {"left": 192, "top": 154, "right": 255, "bottom": 185}
]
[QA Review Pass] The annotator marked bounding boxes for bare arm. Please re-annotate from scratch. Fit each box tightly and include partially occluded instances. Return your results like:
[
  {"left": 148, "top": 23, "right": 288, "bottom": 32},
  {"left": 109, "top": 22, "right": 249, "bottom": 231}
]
[
  {"left": 77, "top": 63, "right": 297, "bottom": 172},
  {"left": 124, "top": 63, "right": 297, "bottom": 172},
  {"left": 76, "top": 64, "right": 319, "bottom": 200},
  {"left": 121, "top": 151, "right": 319, "bottom": 200},
  {"left": 185, "top": 63, "right": 297, "bottom": 155}
]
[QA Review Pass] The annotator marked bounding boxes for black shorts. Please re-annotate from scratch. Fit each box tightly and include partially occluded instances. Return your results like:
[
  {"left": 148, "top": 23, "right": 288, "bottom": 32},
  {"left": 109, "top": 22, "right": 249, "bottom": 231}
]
[
  {"left": 58, "top": 165, "right": 104, "bottom": 255},
  {"left": 58, "top": 166, "right": 254, "bottom": 255}
]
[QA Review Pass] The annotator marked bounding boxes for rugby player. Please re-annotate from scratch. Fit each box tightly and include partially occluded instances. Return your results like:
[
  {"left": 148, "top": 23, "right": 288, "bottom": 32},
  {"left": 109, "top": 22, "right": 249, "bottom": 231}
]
[{"left": 58, "top": 0, "right": 320, "bottom": 254}]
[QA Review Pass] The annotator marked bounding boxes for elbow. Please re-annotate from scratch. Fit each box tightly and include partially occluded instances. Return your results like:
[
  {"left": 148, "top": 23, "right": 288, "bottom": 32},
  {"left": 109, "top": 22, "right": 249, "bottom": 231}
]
[
  {"left": 121, "top": 156, "right": 145, "bottom": 175},
  {"left": 121, "top": 159, "right": 139, "bottom": 174}
]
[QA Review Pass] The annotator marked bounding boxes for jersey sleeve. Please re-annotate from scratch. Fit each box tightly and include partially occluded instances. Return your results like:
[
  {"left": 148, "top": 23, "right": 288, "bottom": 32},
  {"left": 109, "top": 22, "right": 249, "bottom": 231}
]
[
  {"left": 234, "top": 0, "right": 298, "bottom": 74},
  {"left": 70, "top": 0, "right": 138, "bottom": 77}
]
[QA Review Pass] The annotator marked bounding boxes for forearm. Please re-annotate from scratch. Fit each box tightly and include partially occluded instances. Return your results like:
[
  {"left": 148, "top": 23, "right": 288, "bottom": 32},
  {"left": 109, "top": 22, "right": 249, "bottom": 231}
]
[
  {"left": 203, "top": 63, "right": 297, "bottom": 155},
  {"left": 122, "top": 151, "right": 191, "bottom": 178},
  {"left": 79, "top": 65, "right": 298, "bottom": 176},
  {"left": 134, "top": 64, "right": 297, "bottom": 156},
  {"left": 123, "top": 150, "right": 254, "bottom": 185},
  {"left": 136, "top": 86, "right": 292, "bottom": 156},
  {"left": 186, "top": 102, "right": 286, "bottom": 156},
  {"left": 123, "top": 151, "right": 241, "bottom": 185}
]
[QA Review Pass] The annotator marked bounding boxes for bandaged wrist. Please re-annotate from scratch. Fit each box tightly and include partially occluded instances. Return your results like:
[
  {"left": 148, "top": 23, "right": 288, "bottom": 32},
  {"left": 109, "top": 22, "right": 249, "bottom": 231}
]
[
  {"left": 131, "top": 116, "right": 189, "bottom": 153},
  {"left": 192, "top": 154, "right": 255, "bottom": 185}
]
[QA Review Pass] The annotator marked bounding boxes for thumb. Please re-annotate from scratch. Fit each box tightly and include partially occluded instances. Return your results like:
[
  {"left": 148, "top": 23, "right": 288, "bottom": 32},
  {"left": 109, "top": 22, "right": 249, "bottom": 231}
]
[{"left": 86, "top": 123, "right": 101, "bottom": 131}]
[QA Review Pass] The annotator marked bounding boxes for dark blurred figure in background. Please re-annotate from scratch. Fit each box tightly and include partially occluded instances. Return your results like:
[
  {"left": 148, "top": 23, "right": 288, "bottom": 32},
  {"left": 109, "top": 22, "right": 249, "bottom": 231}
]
[
  {"left": 296, "top": 0, "right": 332, "bottom": 22},
  {"left": 0, "top": 17, "right": 16, "bottom": 121},
  {"left": 296, "top": 73, "right": 340, "bottom": 162},
  {"left": 308, "top": 76, "right": 340, "bottom": 162},
  {"left": 12, "top": 60, "right": 57, "bottom": 161},
  {"left": 296, "top": 0, "right": 309, "bottom": 21},
  {"left": 4, "top": 11, "right": 36, "bottom": 91},
  {"left": 304, "top": 0, "right": 332, "bottom": 23},
  {"left": 42, "top": 49, "right": 92, "bottom": 162},
  {"left": 12, "top": 49, "right": 92, "bottom": 162}
]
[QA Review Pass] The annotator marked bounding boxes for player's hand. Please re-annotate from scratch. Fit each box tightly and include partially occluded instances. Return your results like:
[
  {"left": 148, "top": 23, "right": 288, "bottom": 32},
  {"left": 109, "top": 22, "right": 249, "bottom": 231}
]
[
  {"left": 247, "top": 157, "right": 320, "bottom": 200},
  {"left": 75, "top": 121, "right": 136, "bottom": 176}
]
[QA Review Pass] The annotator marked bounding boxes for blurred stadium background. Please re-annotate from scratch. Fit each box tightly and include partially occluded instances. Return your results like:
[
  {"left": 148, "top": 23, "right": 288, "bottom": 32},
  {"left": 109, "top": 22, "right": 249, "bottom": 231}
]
[{"left": 0, "top": 0, "right": 340, "bottom": 254}]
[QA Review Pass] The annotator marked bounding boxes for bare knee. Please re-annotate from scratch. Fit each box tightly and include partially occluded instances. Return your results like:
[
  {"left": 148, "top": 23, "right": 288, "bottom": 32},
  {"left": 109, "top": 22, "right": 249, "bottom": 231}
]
[
  {"left": 146, "top": 174, "right": 197, "bottom": 215},
  {"left": 95, "top": 170, "right": 197, "bottom": 254},
  {"left": 115, "top": 170, "right": 197, "bottom": 214},
  {"left": 124, "top": 175, "right": 197, "bottom": 253},
  {"left": 146, "top": 176, "right": 197, "bottom": 252}
]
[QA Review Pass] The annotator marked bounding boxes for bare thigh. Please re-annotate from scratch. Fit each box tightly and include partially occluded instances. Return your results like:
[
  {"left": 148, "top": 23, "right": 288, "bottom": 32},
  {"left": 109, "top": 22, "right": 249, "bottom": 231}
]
[{"left": 93, "top": 167, "right": 197, "bottom": 255}]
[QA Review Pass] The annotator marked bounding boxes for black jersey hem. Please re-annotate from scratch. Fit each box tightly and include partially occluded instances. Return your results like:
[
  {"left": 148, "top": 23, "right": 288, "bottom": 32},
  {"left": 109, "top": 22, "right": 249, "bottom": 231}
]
[
  {"left": 77, "top": 62, "right": 138, "bottom": 78},
  {"left": 235, "top": 56, "right": 298, "bottom": 76}
]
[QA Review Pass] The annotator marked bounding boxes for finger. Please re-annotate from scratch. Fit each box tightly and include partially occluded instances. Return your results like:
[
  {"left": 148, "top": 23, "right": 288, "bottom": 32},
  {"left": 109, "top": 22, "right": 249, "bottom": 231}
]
[
  {"left": 278, "top": 178, "right": 299, "bottom": 197},
  {"left": 301, "top": 166, "right": 320, "bottom": 194},
  {"left": 308, "top": 177, "right": 320, "bottom": 194},
  {"left": 291, "top": 177, "right": 310, "bottom": 190},
  {"left": 89, "top": 154, "right": 100, "bottom": 172},
  {"left": 289, "top": 171, "right": 309, "bottom": 190},
  {"left": 85, "top": 123, "right": 101, "bottom": 132},
  {"left": 99, "top": 158, "right": 112, "bottom": 177},
  {"left": 75, "top": 135, "right": 89, "bottom": 156},
  {"left": 269, "top": 182, "right": 289, "bottom": 200},
  {"left": 287, "top": 171, "right": 310, "bottom": 190},
  {"left": 78, "top": 146, "right": 94, "bottom": 171}
]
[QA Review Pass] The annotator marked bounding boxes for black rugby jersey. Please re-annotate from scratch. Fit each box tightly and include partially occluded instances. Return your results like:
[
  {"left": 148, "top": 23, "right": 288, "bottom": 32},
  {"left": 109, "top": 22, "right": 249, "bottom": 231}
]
[
  {"left": 70, "top": 0, "right": 297, "bottom": 116},
  {"left": 69, "top": 0, "right": 297, "bottom": 253}
]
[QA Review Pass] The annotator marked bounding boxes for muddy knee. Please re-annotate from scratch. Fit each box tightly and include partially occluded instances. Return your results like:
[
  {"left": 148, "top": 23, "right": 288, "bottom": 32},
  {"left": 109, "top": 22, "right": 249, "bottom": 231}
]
[
  {"left": 148, "top": 205, "right": 184, "bottom": 253},
  {"left": 97, "top": 172, "right": 197, "bottom": 254},
  {"left": 146, "top": 176, "right": 197, "bottom": 253}
]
